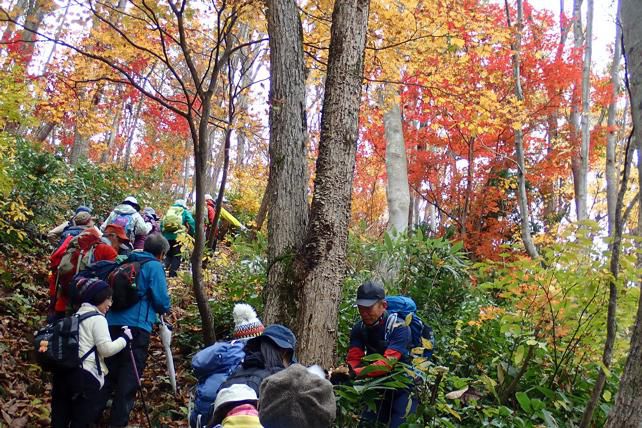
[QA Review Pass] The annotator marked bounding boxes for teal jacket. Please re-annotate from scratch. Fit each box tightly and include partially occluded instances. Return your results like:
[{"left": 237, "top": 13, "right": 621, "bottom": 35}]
[
  {"left": 161, "top": 202, "right": 196, "bottom": 241},
  {"left": 106, "top": 251, "right": 170, "bottom": 332}
]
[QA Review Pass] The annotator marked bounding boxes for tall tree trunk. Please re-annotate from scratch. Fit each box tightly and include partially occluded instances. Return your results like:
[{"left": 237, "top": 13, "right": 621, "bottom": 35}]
[
  {"left": 570, "top": 0, "right": 586, "bottom": 221},
  {"left": 263, "top": 0, "right": 310, "bottom": 327},
  {"left": 292, "top": 0, "right": 370, "bottom": 366},
  {"left": 506, "top": 0, "right": 539, "bottom": 258},
  {"left": 123, "top": 94, "right": 144, "bottom": 170},
  {"left": 377, "top": 93, "right": 410, "bottom": 282},
  {"left": 383, "top": 98, "right": 410, "bottom": 234},
  {"left": 604, "top": 1, "right": 642, "bottom": 425},
  {"left": 100, "top": 100, "right": 124, "bottom": 163},
  {"left": 578, "top": 0, "right": 594, "bottom": 220},
  {"left": 69, "top": 125, "right": 87, "bottom": 164},
  {"left": 606, "top": 11, "right": 622, "bottom": 235}
]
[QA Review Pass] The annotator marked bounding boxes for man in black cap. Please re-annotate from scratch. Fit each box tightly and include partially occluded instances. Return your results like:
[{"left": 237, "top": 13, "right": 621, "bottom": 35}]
[{"left": 346, "top": 279, "right": 415, "bottom": 428}]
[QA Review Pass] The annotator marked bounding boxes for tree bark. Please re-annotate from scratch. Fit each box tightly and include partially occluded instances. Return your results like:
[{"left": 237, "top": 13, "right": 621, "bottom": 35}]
[
  {"left": 604, "top": 1, "right": 642, "bottom": 425},
  {"left": 292, "top": 0, "right": 370, "bottom": 366},
  {"left": 570, "top": 0, "right": 586, "bottom": 221},
  {"left": 506, "top": 0, "right": 539, "bottom": 259},
  {"left": 263, "top": 0, "right": 310, "bottom": 327},
  {"left": 606, "top": 11, "right": 622, "bottom": 235},
  {"left": 578, "top": 0, "right": 593, "bottom": 220},
  {"left": 383, "top": 99, "right": 410, "bottom": 234}
]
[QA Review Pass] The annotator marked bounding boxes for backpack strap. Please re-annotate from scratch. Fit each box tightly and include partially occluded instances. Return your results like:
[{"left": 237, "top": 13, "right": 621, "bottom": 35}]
[
  {"left": 384, "top": 312, "right": 399, "bottom": 343},
  {"left": 77, "top": 311, "right": 104, "bottom": 376}
]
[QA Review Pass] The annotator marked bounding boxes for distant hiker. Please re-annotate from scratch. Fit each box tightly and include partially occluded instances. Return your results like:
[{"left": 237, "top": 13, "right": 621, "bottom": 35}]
[
  {"left": 346, "top": 280, "right": 416, "bottom": 428},
  {"left": 218, "top": 324, "right": 296, "bottom": 397},
  {"left": 161, "top": 199, "right": 195, "bottom": 277},
  {"left": 204, "top": 193, "right": 246, "bottom": 242},
  {"left": 97, "top": 233, "right": 171, "bottom": 427},
  {"left": 190, "top": 303, "right": 265, "bottom": 427},
  {"left": 135, "top": 207, "right": 161, "bottom": 250},
  {"left": 100, "top": 196, "right": 151, "bottom": 246},
  {"left": 259, "top": 364, "right": 336, "bottom": 428},
  {"left": 47, "top": 205, "right": 92, "bottom": 242},
  {"left": 48, "top": 228, "right": 118, "bottom": 321},
  {"left": 211, "top": 384, "right": 262, "bottom": 428},
  {"left": 102, "top": 224, "right": 131, "bottom": 257},
  {"left": 50, "top": 279, "right": 132, "bottom": 428}
]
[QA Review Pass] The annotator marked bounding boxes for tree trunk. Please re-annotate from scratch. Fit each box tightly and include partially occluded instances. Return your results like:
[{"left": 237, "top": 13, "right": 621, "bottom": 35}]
[
  {"left": 604, "top": 1, "right": 642, "bottom": 425},
  {"left": 570, "top": 0, "right": 586, "bottom": 221},
  {"left": 606, "top": 11, "right": 622, "bottom": 235},
  {"left": 100, "top": 100, "right": 124, "bottom": 163},
  {"left": 578, "top": 0, "right": 593, "bottom": 220},
  {"left": 506, "top": 0, "right": 539, "bottom": 258},
  {"left": 263, "top": 0, "right": 310, "bottom": 327},
  {"left": 292, "top": 0, "right": 370, "bottom": 366},
  {"left": 123, "top": 94, "right": 144, "bottom": 170},
  {"left": 383, "top": 98, "right": 410, "bottom": 234},
  {"left": 69, "top": 125, "right": 88, "bottom": 164}
]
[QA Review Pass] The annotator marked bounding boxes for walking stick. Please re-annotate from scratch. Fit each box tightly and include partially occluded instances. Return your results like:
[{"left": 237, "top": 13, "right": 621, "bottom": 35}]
[{"left": 128, "top": 343, "right": 153, "bottom": 428}]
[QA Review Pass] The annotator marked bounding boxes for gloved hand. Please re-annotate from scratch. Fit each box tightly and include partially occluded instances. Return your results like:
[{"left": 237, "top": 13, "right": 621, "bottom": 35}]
[{"left": 122, "top": 326, "right": 133, "bottom": 343}]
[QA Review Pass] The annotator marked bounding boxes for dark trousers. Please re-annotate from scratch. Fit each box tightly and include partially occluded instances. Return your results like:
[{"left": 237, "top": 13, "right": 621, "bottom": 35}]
[
  {"left": 51, "top": 368, "right": 101, "bottom": 428},
  {"left": 97, "top": 326, "right": 150, "bottom": 427},
  {"left": 359, "top": 387, "right": 417, "bottom": 428},
  {"left": 164, "top": 239, "right": 181, "bottom": 277}
]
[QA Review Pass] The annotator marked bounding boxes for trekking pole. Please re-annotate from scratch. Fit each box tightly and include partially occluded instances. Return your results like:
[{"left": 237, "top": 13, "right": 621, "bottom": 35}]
[{"left": 128, "top": 343, "right": 153, "bottom": 428}]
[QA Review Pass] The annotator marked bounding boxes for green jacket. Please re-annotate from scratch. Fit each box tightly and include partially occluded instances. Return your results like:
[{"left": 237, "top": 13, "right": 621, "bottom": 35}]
[{"left": 161, "top": 203, "right": 196, "bottom": 241}]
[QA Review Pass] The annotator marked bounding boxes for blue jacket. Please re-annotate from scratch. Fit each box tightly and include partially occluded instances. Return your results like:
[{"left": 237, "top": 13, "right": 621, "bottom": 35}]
[{"left": 107, "top": 251, "right": 170, "bottom": 332}]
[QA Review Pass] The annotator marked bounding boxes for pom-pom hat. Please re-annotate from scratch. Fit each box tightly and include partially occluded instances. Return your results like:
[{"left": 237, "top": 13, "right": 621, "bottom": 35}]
[{"left": 232, "top": 303, "right": 265, "bottom": 340}]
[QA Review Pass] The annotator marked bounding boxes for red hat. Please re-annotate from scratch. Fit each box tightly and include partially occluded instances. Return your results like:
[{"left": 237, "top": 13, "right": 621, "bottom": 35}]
[{"left": 104, "top": 224, "right": 129, "bottom": 242}]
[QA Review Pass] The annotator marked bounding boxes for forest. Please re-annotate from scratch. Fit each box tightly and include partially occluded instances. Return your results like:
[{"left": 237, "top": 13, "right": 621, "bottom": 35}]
[{"left": 1, "top": 0, "right": 642, "bottom": 426}]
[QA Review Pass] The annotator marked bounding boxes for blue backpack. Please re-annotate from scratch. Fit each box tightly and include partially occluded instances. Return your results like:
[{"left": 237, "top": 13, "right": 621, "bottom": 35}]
[
  {"left": 385, "top": 296, "right": 435, "bottom": 359},
  {"left": 190, "top": 341, "right": 246, "bottom": 428}
]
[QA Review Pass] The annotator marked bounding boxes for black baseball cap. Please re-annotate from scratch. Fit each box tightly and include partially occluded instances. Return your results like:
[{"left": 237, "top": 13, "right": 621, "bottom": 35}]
[{"left": 356, "top": 280, "right": 386, "bottom": 307}]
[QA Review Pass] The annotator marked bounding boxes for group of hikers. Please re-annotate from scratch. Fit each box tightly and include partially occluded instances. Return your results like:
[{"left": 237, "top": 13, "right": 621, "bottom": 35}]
[{"left": 37, "top": 196, "right": 431, "bottom": 428}]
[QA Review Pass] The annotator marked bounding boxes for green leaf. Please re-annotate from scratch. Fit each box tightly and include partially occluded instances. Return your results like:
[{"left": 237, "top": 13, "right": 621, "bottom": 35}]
[
  {"left": 514, "top": 345, "right": 525, "bottom": 366},
  {"left": 541, "top": 409, "right": 559, "bottom": 428},
  {"left": 602, "top": 390, "right": 612, "bottom": 402},
  {"left": 515, "top": 391, "right": 531, "bottom": 413}
]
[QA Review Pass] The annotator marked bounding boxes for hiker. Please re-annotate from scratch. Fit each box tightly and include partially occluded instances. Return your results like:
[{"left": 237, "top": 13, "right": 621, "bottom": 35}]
[
  {"left": 161, "top": 199, "right": 195, "bottom": 277},
  {"left": 97, "top": 233, "right": 171, "bottom": 427},
  {"left": 190, "top": 303, "right": 265, "bottom": 427},
  {"left": 134, "top": 207, "right": 161, "bottom": 250},
  {"left": 210, "top": 384, "right": 262, "bottom": 428},
  {"left": 259, "top": 364, "right": 336, "bottom": 428},
  {"left": 48, "top": 228, "right": 119, "bottom": 321},
  {"left": 50, "top": 279, "right": 132, "bottom": 428},
  {"left": 204, "top": 194, "right": 246, "bottom": 242},
  {"left": 48, "top": 205, "right": 94, "bottom": 243},
  {"left": 218, "top": 324, "right": 296, "bottom": 396},
  {"left": 100, "top": 196, "right": 152, "bottom": 246},
  {"left": 102, "top": 224, "right": 131, "bottom": 257},
  {"left": 346, "top": 280, "right": 416, "bottom": 428}
]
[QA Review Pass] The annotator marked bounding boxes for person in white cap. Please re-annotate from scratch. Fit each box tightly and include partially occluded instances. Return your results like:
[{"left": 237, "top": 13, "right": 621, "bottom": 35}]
[
  {"left": 210, "top": 384, "right": 262, "bottom": 427},
  {"left": 100, "top": 196, "right": 151, "bottom": 246}
]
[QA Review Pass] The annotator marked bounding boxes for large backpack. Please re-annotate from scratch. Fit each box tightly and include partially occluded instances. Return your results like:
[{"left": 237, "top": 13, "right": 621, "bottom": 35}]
[
  {"left": 34, "top": 311, "right": 102, "bottom": 373},
  {"left": 189, "top": 341, "right": 246, "bottom": 428},
  {"left": 111, "top": 212, "right": 136, "bottom": 241},
  {"left": 385, "top": 296, "right": 434, "bottom": 359},
  {"left": 55, "top": 232, "right": 102, "bottom": 311},
  {"left": 163, "top": 206, "right": 185, "bottom": 233},
  {"left": 107, "top": 259, "right": 151, "bottom": 311}
]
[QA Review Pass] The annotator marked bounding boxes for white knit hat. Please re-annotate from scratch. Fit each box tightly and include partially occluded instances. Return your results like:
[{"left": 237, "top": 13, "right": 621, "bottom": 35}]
[{"left": 232, "top": 303, "right": 265, "bottom": 340}]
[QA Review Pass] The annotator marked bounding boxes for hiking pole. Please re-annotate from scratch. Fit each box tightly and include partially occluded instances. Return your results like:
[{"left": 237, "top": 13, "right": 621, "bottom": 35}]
[{"left": 128, "top": 343, "right": 153, "bottom": 428}]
